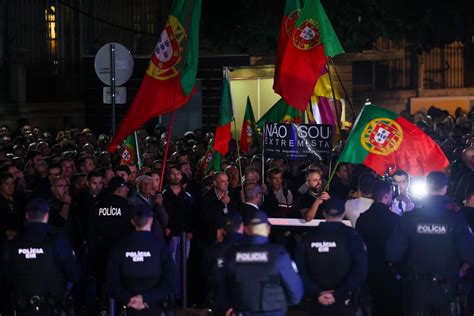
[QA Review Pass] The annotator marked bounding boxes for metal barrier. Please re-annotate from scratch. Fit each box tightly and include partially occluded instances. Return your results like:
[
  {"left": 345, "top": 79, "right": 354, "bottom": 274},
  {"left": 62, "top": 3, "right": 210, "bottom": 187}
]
[{"left": 268, "top": 218, "right": 352, "bottom": 227}]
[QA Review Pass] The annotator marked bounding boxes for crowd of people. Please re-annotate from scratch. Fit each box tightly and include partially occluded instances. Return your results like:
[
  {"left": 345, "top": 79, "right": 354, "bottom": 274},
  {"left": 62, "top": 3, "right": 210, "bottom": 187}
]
[{"left": 0, "top": 105, "right": 473, "bottom": 316}]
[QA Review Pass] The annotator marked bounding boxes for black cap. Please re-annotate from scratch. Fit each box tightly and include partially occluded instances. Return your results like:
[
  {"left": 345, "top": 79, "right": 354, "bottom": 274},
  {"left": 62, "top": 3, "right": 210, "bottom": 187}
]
[
  {"left": 322, "top": 197, "right": 345, "bottom": 216},
  {"left": 108, "top": 176, "right": 127, "bottom": 192},
  {"left": 132, "top": 204, "right": 154, "bottom": 219},
  {"left": 217, "top": 211, "right": 242, "bottom": 232},
  {"left": 26, "top": 198, "right": 50, "bottom": 214},
  {"left": 243, "top": 209, "right": 269, "bottom": 226}
]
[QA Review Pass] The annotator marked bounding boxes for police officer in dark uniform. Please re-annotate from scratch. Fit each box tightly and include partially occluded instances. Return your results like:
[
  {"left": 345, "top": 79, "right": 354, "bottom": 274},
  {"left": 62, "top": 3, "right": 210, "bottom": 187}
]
[
  {"left": 224, "top": 208, "right": 303, "bottom": 316},
  {"left": 87, "top": 176, "right": 134, "bottom": 312},
  {"left": 386, "top": 171, "right": 474, "bottom": 316},
  {"left": 106, "top": 204, "right": 178, "bottom": 316},
  {"left": 295, "top": 197, "right": 368, "bottom": 316},
  {"left": 1, "top": 198, "right": 80, "bottom": 316},
  {"left": 202, "top": 211, "right": 245, "bottom": 316}
]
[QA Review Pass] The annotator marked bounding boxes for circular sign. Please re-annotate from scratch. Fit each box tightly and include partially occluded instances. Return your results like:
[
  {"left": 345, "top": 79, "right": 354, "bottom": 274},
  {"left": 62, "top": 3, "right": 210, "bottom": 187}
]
[{"left": 94, "top": 43, "right": 134, "bottom": 86}]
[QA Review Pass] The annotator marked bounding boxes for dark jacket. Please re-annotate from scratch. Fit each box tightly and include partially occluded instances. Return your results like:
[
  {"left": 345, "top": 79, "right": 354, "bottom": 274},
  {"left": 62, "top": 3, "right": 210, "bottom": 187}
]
[
  {"left": 386, "top": 195, "right": 474, "bottom": 296},
  {"left": 87, "top": 193, "right": 133, "bottom": 279},
  {"left": 200, "top": 189, "right": 238, "bottom": 245},
  {"left": 224, "top": 235, "right": 303, "bottom": 316},
  {"left": 106, "top": 231, "right": 177, "bottom": 315},
  {"left": 356, "top": 202, "right": 401, "bottom": 286},
  {"left": 202, "top": 232, "right": 245, "bottom": 311},
  {"left": 2, "top": 222, "right": 80, "bottom": 298},
  {"left": 295, "top": 221, "right": 367, "bottom": 301},
  {"left": 162, "top": 187, "right": 193, "bottom": 235}
]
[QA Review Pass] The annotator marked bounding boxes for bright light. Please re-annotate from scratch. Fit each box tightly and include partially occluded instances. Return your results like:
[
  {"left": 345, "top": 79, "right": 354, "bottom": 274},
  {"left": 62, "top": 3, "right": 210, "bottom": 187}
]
[{"left": 409, "top": 177, "right": 427, "bottom": 198}]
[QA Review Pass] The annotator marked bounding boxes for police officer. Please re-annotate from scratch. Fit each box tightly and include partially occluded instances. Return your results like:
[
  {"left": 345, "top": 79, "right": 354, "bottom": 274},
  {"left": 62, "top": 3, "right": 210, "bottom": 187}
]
[
  {"left": 106, "top": 204, "right": 178, "bottom": 316},
  {"left": 386, "top": 171, "right": 474, "bottom": 316},
  {"left": 202, "top": 212, "right": 245, "bottom": 316},
  {"left": 87, "top": 176, "right": 134, "bottom": 311},
  {"left": 224, "top": 209, "right": 303, "bottom": 316},
  {"left": 295, "top": 197, "right": 367, "bottom": 316},
  {"left": 2, "top": 198, "right": 80, "bottom": 316}
]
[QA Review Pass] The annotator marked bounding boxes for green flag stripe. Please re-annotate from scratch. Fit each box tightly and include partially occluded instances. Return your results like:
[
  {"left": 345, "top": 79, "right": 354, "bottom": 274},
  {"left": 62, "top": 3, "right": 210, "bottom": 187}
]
[
  {"left": 170, "top": 0, "right": 201, "bottom": 96},
  {"left": 256, "top": 99, "right": 301, "bottom": 128},
  {"left": 338, "top": 105, "right": 398, "bottom": 164},
  {"left": 284, "top": 0, "right": 303, "bottom": 14},
  {"left": 316, "top": 0, "right": 344, "bottom": 57},
  {"left": 295, "top": 0, "right": 344, "bottom": 57},
  {"left": 218, "top": 70, "right": 233, "bottom": 127}
]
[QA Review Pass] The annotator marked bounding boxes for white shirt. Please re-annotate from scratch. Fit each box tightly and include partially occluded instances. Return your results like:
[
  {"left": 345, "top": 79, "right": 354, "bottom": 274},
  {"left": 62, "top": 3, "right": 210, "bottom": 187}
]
[
  {"left": 345, "top": 197, "right": 374, "bottom": 227},
  {"left": 391, "top": 196, "right": 415, "bottom": 216}
]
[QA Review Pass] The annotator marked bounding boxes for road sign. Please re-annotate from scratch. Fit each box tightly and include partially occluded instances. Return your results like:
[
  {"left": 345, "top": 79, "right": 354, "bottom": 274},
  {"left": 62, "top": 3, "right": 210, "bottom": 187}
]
[
  {"left": 103, "top": 86, "right": 126, "bottom": 104},
  {"left": 94, "top": 43, "right": 134, "bottom": 86}
]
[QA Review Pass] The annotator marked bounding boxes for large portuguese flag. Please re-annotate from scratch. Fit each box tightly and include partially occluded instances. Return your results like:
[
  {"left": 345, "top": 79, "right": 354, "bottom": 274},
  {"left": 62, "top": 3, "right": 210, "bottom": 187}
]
[
  {"left": 274, "top": 0, "right": 344, "bottom": 110},
  {"left": 273, "top": 0, "right": 302, "bottom": 94},
  {"left": 108, "top": 0, "right": 201, "bottom": 152},
  {"left": 339, "top": 105, "right": 449, "bottom": 176}
]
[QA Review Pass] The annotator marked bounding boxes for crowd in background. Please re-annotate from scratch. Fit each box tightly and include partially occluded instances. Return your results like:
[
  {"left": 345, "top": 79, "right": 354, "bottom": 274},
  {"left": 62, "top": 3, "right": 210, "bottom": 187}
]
[{"left": 0, "top": 104, "right": 473, "bottom": 314}]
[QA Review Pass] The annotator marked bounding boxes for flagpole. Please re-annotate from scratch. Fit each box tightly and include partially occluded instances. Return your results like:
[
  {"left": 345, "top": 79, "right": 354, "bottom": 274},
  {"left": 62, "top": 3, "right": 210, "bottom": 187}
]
[
  {"left": 134, "top": 131, "right": 142, "bottom": 169},
  {"left": 226, "top": 67, "right": 244, "bottom": 185},
  {"left": 233, "top": 118, "right": 244, "bottom": 183},
  {"left": 326, "top": 58, "right": 342, "bottom": 132},
  {"left": 158, "top": 0, "right": 194, "bottom": 192},
  {"left": 329, "top": 58, "right": 357, "bottom": 121},
  {"left": 323, "top": 161, "right": 339, "bottom": 192}
]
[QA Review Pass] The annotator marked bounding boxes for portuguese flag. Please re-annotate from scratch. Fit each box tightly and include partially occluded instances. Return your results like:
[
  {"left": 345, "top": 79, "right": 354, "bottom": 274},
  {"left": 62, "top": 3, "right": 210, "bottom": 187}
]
[
  {"left": 108, "top": 0, "right": 202, "bottom": 152},
  {"left": 213, "top": 69, "right": 234, "bottom": 156},
  {"left": 120, "top": 132, "right": 142, "bottom": 168},
  {"left": 338, "top": 104, "right": 449, "bottom": 176},
  {"left": 256, "top": 98, "right": 301, "bottom": 129},
  {"left": 240, "top": 96, "right": 259, "bottom": 153},
  {"left": 273, "top": 0, "right": 303, "bottom": 94},
  {"left": 195, "top": 142, "right": 218, "bottom": 178},
  {"left": 274, "top": 0, "right": 344, "bottom": 110}
]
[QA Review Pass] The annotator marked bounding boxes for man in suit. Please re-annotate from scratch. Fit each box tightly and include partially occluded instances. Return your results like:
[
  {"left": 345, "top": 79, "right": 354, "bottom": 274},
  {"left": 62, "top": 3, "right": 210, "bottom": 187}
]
[
  {"left": 241, "top": 183, "right": 264, "bottom": 223},
  {"left": 200, "top": 172, "right": 239, "bottom": 246}
]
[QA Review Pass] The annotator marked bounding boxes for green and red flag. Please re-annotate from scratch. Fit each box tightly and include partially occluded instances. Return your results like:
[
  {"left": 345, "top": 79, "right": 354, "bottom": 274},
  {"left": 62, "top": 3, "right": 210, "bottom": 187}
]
[
  {"left": 273, "top": 0, "right": 303, "bottom": 93},
  {"left": 274, "top": 0, "right": 344, "bottom": 110},
  {"left": 213, "top": 69, "right": 234, "bottom": 157},
  {"left": 121, "top": 134, "right": 138, "bottom": 165},
  {"left": 240, "top": 96, "right": 260, "bottom": 153},
  {"left": 256, "top": 98, "right": 302, "bottom": 129},
  {"left": 108, "top": 0, "right": 202, "bottom": 152},
  {"left": 120, "top": 132, "right": 143, "bottom": 168},
  {"left": 207, "top": 147, "right": 222, "bottom": 172},
  {"left": 338, "top": 104, "right": 449, "bottom": 176},
  {"left": 195, "top": 141, "right": 218, "bottom": 178}
]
